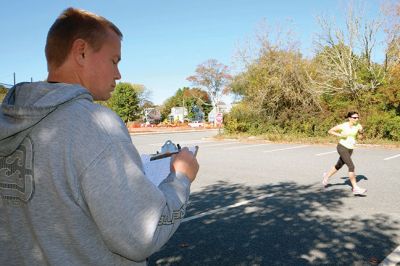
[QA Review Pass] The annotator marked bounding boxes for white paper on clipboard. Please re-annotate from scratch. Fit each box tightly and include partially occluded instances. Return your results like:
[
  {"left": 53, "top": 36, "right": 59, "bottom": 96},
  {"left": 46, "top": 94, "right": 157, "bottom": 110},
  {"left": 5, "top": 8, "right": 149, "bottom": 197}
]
[{"left": 141, "top": 146, "right": 198, "bottom": 186}]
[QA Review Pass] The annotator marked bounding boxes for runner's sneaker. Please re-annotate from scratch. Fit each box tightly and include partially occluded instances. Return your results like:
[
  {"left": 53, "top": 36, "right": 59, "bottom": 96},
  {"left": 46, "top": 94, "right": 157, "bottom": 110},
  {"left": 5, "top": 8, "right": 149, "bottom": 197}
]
[
  {"left": 322, "top": 173, "right": 329, "bottom": 187},
  {"left": 352, "top": 187, "right": 367, "bottom": 195}
]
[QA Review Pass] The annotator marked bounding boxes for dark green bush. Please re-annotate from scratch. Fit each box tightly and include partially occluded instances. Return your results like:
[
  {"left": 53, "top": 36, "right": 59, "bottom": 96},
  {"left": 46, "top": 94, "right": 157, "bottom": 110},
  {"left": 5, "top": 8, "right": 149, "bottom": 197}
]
[
  {"left": 364, "top": 111, "right": 400, "bottom": 141},
  {"left": 224, "top": 103, "right": 400, "bottom": 142}
]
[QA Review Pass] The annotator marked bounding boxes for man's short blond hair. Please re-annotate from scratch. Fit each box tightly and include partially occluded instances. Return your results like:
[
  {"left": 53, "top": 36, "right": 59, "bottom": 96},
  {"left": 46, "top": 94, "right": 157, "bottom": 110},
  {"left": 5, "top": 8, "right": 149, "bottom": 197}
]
[{"left": 45, "top": 7, "right": 123, "bottom": 70}]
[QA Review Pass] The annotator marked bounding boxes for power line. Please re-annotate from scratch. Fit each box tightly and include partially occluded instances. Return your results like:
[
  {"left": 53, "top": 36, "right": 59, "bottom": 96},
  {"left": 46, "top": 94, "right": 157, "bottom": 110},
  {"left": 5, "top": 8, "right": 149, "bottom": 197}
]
[
  {"left": 0, "top": 73, "right": 13, "bottom": 79},
  {"left": 0, "top": 72, "right": 34, "bottom": 88},
  {"left": 0, "top": 82, "right": 13, "bottom": 88},
  {"left": 0, "top": 73, "right": 14, "bottom": 86}
]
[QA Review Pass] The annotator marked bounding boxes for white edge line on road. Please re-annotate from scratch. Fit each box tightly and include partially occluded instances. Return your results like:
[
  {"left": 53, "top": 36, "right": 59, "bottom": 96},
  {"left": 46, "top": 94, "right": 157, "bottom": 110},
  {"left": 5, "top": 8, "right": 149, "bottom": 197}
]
[
  {"left": 316, "top": 151, "right": 336, "bottom": 156},
  {"left": 262, "top": 145, "right": 309, "bottom": 153},
  {"left": 149, "top": 140, "right": 213, "bottom": 147},
  {"left": 383, "top": 154, "right": 400, "bottom": 161},
  {"left": 199, "top": 142, "right": 239, "bottom": 148},
  {"left": 129, "top": 129, "right": 218, "bottom": 136},
  {"left": 224, "top": 143, "right": 270, "bottom": 151},
  {"left": 182, "top": 194, "right": 272, "bottom": 223},
  {"left": 178, "top": 140, "right": 214, "bottom": 145},
  {"left": 379, "top": 245, "right": 400, "bottom": 266}
]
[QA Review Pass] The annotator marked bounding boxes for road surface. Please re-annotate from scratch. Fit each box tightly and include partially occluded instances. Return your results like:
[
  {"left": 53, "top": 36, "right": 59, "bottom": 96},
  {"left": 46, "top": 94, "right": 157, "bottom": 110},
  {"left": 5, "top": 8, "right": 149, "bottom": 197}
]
[{"left": 130, "top": 130, "right": 400, "bottom": 265}]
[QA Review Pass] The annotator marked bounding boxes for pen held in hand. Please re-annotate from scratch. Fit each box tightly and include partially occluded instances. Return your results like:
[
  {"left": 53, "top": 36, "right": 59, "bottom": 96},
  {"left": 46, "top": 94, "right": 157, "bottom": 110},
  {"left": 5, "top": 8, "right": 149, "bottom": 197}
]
[
  {"left": 150, "top": 145, "right": 199, "bottom": 161},
  {"left": 150, "top": 151, "right": 180, "bottom": 161}
]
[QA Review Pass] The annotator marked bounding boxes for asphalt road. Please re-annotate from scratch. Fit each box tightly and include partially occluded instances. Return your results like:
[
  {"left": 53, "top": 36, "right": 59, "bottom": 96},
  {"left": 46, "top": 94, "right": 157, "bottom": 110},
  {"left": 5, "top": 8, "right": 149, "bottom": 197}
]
[{"left": 130, "top": 130, "right": 400, "bottom": 266}]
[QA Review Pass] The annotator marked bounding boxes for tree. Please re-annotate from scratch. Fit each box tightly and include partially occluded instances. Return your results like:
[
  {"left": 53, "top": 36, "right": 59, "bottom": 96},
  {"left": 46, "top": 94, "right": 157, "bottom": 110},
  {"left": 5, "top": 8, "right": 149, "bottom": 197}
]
[
  {"left": 0, "top": 85, "right": 7, "bottom": 102},
  {"left": 160, "top": 87, "right": 211, "bottom": 121},
  {"left": 231, "top": 49, "right": 320, "bottom": 120},
  {"left": 312, "top": 3, "right": 384, "bottom": 100},
  {"left": 107, "top": 82, "right": 141, "bottom": 123},
  {"left": 230, "top": 20, "right": 320, "bottom": 120},
  {"left": 187, "top": 59, "right": 232, "bottom": 114},
  {"left": 160, "top": 88, "right": 184, "bottom": 121},
  {"left": 382, "top": 1, "right": 400, "bottom": 71},
  {"left": 380, "top": 1, "right": 400, "bottom": 115},
  {"left": 182, "top": 87, "right": 212, "bottom": 120}
]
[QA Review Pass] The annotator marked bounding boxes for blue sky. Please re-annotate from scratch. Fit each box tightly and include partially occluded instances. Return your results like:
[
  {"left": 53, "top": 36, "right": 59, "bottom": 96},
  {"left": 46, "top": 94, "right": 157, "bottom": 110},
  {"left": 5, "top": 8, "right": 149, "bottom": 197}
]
[{"left": 1, "top": 0, "right": 386, "bottom": 105}]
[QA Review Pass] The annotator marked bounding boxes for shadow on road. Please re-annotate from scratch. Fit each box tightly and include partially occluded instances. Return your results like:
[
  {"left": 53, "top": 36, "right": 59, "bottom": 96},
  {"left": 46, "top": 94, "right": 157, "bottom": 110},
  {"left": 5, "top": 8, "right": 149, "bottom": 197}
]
[
  {"left": 149, "top": 181, "right": 398, "bottom": 265},
  {"left": 325, "top": 174, "right": 368, "bottom": 189}
]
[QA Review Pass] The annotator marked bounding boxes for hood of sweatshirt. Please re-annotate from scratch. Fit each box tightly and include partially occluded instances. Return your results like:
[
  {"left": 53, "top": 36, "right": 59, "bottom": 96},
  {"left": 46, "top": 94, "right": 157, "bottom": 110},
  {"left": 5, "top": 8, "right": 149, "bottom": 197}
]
[{"left": 0, "top": 81, "right": 93, "bottom": 156}]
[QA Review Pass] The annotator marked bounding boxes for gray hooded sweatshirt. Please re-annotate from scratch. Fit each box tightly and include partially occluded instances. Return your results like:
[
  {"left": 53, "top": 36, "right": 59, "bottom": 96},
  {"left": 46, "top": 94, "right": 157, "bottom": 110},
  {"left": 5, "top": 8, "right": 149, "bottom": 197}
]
[{"left": 0, "top": 82, "right": 191, "bottom": 265}]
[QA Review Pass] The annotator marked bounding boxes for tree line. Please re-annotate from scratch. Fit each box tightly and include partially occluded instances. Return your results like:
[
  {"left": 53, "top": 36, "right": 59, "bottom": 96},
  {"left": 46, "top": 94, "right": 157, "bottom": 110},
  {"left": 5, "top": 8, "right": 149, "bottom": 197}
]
[
  {"left": 2, "top": 2, "right": 399, "bottom": 142},
  {"left": 224, "top": 2, "right": 400, "bottom": 141},
  {"left": 104, "top": 82, "right": 213, "bottom": 124}
]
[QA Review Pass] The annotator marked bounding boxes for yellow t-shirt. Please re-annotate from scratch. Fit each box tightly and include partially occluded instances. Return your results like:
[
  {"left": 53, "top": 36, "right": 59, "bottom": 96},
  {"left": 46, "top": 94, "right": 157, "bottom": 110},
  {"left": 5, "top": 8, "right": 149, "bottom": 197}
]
[{"left": 338, "top": 122, "right": 362, "bottom": 149}]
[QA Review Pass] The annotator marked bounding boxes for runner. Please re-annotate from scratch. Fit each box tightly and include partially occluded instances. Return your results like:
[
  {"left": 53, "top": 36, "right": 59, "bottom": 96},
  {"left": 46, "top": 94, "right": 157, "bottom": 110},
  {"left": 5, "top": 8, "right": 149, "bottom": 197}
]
[{"left": 322, "top": 111, "right": 367, "bottom": 195}]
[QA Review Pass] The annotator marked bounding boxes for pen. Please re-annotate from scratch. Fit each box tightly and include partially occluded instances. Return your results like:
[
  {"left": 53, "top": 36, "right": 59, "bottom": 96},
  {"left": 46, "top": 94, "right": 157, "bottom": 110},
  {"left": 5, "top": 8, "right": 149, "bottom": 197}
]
[
  {"left": 150, "top": 151, "right": 180, "bottom": 161},
  {"left": 149, "top": 144, "right": 198, "bottom": 161}
]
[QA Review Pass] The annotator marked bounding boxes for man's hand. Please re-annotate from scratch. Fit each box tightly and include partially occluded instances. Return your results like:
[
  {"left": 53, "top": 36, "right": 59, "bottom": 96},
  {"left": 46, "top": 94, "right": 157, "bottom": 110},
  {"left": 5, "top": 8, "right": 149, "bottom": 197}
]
[{"left": 171, "top": 147, "right": 199, "bottom": 182}]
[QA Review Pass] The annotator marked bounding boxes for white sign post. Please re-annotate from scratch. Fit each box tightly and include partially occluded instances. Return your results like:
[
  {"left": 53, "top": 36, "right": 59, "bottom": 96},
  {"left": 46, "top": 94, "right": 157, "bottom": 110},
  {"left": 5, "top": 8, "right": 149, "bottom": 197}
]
[{"left": 216, "top": 113, "right": 223, "bottom": 134}]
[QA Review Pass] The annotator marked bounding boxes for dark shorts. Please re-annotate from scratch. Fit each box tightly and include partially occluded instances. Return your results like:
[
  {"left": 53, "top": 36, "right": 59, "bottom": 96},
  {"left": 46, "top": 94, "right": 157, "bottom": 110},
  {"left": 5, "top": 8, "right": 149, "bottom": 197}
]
[{"left": 335, "top": 143, "right": 355, "bottom": 172}]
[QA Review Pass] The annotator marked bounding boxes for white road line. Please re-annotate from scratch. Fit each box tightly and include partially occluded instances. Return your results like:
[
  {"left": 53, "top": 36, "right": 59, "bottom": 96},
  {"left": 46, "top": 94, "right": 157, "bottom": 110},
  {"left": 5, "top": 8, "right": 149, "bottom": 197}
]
[
  {"left": 180, "top": 140, "right": 214, "bottom": 145},
  {"left": 224, "top": 143, "right": 270, "bottom": 151},
  {"left": 384, "top": 154, "right": 400, "bottom": 161},
  {"left": 182, "top": 194, "right": 273, "bottom": 223},
  {"left": 262, "top": 145, "right": 309, "bottom": 153},
  {"left": 149, "top": 140, "right": 212, "bottom": 146},
  {"left": 316, "top": 151, "right": 336, "bottom": 156},
  {"left": 199, "top": 142, "right": 239, "bottom": 148},
  {"left": 379, "top": 245, "right": 400, "bottom": 266}
]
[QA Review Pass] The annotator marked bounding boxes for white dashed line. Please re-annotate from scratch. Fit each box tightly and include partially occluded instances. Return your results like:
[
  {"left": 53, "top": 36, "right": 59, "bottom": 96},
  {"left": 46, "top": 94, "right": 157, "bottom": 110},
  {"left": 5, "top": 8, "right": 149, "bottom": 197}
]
[
  {"left": 379, "top": 245, "right": 400, "bottom": 266},
  {"left": 315, "top": 151, "right": 336, "bottom": 156},
  {"left": 180, "top": 140, "right": 214, "bottom": 145},
  {"left": 262, "top": 145, "right": 309, "bottom": 153},
  {"left": 199, "top": 142, "right": 239, "bottom": 148},
  {"left": 383, "top": 154, "right": 400, "bottom": 161},
  {"left": 149, "top": 140, "right": 212, "bottom": 146},
  {"left": 224, "top": 143, "right": 270, "bottom": 151}
]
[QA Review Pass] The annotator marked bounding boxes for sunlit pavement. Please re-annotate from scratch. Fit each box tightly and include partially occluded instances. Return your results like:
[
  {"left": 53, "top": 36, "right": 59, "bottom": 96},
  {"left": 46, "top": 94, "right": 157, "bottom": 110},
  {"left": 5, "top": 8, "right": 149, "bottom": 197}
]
[{"left": 130, "top": 130, "right": 400, "bottom": 265}]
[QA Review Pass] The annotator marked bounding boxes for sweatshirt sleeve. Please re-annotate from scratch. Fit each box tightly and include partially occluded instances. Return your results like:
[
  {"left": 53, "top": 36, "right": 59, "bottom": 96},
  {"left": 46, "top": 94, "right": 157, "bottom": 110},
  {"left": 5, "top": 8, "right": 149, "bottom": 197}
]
[{"left": 79, "top": 139, "right": 191, "bottom": 262}]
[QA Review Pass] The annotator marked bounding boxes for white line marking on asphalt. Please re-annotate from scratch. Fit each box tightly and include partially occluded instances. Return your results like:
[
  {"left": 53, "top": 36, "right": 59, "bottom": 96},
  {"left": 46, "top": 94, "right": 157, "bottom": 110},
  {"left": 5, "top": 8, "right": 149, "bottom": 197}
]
[
  {"left": 149, "top": 140, "right": 212, "bottom": 146},
  {"left": 180, "top": 140, "right": 214, "bottom": 145},
  {"left": 224, "top": 143, "right": 270, "bottom": 151},
  {"left": 379, "top": 245, "right": 400, "bottom": 266},
  {"left": 383, "top": 154, "right": 400, "bottom": 161},
  {"left": 200, "top": 142, "right": 239, "bottom": 148},
  {"left": 182, "top": 194, "right": 272, "bottom": 223},
  {"left": 262, "top": 145, "right": 309, "bottom": 153},
  {"left": 316, "top": 151, "right": 336, "bottom": 156}
]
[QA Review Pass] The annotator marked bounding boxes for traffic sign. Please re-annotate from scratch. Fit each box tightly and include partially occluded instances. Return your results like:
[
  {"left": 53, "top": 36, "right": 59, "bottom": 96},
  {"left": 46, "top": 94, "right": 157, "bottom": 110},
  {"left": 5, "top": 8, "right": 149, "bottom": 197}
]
[{"left": 216, "top": 113, "right": 223, "bottom": 123}]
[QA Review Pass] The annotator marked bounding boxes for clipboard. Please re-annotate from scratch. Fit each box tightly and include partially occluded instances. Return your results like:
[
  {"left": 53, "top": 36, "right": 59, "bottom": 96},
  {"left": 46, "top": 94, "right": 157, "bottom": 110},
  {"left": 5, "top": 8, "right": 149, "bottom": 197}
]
[
  {"left": 141, "top": 141, "right": 199, "bottom": 186},
  {"left": 150, "top": 140, "right": 199, "bottom": 161}
]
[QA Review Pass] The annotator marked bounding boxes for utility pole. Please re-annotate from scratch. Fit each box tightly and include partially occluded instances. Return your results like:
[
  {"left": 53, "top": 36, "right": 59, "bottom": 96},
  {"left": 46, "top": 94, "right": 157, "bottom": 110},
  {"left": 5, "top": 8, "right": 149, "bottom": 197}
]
[
  {"left": 13, "top": 72, "right": 16, "bottom": 85},
  {"left": 182, "top": 97, "right": 185, "bottom": 122}
]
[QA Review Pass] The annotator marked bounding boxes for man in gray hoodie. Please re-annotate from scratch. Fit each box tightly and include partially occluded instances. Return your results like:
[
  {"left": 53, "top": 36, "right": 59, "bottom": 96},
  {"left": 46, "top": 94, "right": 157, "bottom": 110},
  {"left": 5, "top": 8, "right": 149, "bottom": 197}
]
[{"left": 0, "top": 7, "right": 199, "bottom": 266}]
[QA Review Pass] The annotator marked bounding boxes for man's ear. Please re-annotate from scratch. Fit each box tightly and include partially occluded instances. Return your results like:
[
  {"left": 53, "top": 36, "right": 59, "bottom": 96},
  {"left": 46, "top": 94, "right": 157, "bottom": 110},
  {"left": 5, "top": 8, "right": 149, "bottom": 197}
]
[{"left": 71, "top": 39, "right": 88, "bottom": 66}]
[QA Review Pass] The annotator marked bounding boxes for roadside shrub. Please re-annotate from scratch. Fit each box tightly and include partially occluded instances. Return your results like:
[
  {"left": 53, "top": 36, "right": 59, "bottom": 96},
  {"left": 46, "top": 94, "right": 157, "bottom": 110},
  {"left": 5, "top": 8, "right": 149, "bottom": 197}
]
[
  {"left": 364, "top": 111, "right": 400, "bottom": 141},
  {"left": 224, "top": 103, "right": 257, "bottom": 133},
  {"left": 224, "top": 97, "right": 400, "bottom": 142}
]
